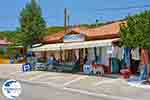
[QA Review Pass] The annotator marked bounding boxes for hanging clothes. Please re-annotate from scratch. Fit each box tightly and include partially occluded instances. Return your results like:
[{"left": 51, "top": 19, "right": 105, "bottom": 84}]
[
  {"left": 139, "top": 64, "right": 146, "bottom": 80},
  {"left": 88, "top": 48, "right": 95, "bottom": 63},
  {"left": 124, "top": 48, "right": 131, "bottom": 67},
  {"left": 130, "top": 48, "right": 140, "bottom": 74},
  {"left": 117, "top": 47, "right": 123, "bottom": 61},
  {"left": 101, "top": 47, "right": 108, "bottom": 65},
  {"left": 111, "top": 58, "right": 120, "bottom": 73},
  {"left": 96, "top": 47, "right": 101, "bottom": 64},
  {"left": 94, "top": 47, "right": 98, "bottom": 63},
  {"left": 131, "top": 48, "right": 140, "bottom": 61},
  {"left": 139, "top": 49, "right": 150, "bottom": 80},
  {"left": 141, "top": 49, "right": 147, "bottom": 64},
  {"left": 148, "top": 51, "right": 150, "bottom": 64},
  {"left": 111, "top": 46, "right": 120, "bottom": 73},
  {"left": 75, "top": 49, "right": 79, "bottom": 60},
  {"left": 112, "top": 46, "right": 119, "bottom": 58}
]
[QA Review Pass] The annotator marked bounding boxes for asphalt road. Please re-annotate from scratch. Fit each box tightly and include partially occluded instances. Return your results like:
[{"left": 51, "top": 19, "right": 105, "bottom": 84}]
[
  {"left": 0, "top": 81, "right": 116, "bottom": 100},
  {"left": 0, "top": 64, "right": 149, "bottom": 100}
]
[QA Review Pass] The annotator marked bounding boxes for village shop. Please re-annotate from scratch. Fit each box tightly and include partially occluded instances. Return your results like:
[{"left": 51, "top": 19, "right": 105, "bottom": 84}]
[{"left": 29, "top": 22, "right": 142, "bottom": 77}]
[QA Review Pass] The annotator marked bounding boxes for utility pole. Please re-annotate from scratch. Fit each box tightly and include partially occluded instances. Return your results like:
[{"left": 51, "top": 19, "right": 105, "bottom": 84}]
[
  {"left": 67, "top": 13, "right": 70, "bottom": 30},
  {"left": 96, "top": 19, "right": 99, "bottom": 27},
  {"left": 62, "top": 8, "right": 68, "bottom": 62},
  {"left": 64, "top": 8, "right": 67, "bottom": 33}
]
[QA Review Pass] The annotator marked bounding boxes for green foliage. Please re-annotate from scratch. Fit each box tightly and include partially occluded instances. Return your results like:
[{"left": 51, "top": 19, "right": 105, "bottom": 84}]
[
  {"left": 47, "top": 26, "right": 64, "bottom": 35},
  {"left": 6, "top": 48, "right": 15, "bottom": 57},
  {"left": 19, "top": 0, "right": 46, "bottom": 47},
  {"left": 0, "top": 31, "right": 18, "bottom": 41},
  {"left": 0, "top": 48, "right": 4, "bottom": 55},
  {"left": 120, "top": 10, "right": 150, "bottom": 49},
  {"left": 0, "top": 26, "right": 64, "bottom": 44},
  {"left": 0, "top": 47, "right": 14, "bottom": 58},
  {"left": 80, "top": 23, "right": 104, "bottom": 28}
]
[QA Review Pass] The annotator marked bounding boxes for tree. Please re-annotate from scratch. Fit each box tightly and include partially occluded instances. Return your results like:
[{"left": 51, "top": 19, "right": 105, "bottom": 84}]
[
  {"left": 19, "top": 0, "right": 46, "bottom": 47},
  {"left": 120, "top": 10, "right": 150, "bottom": 83}
]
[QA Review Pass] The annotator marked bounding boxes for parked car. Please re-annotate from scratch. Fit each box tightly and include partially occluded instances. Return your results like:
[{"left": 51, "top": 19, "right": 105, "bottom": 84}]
[{"left": 34, "top": 63, "right": 47, "bottom": 71}]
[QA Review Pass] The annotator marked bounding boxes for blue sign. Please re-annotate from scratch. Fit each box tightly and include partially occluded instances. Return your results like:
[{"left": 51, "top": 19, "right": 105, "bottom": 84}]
[
  {"left": 64, "top": 34, "right": 85, "bottom": 42},
  {"left": 22, "top": 63, "right": 31, "bottom": 72}
]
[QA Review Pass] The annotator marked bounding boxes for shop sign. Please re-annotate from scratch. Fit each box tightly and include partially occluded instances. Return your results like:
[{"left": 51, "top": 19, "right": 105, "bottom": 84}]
[{"left": 64, "top": 34, "right": 85, "bottom": 42}]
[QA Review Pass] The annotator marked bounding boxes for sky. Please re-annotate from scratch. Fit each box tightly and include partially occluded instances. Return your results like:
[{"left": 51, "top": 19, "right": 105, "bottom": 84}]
[{"left": 0, "top": 0, "right": 150, "bottom": 31}]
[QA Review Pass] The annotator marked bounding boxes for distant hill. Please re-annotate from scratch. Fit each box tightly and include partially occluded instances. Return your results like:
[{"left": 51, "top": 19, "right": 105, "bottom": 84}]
[
  {"left": 0, "top": 20, "right": 124, "bottom": 42},
  {"left": 0, "top": 23, "right": 103, "bottom": 41}
]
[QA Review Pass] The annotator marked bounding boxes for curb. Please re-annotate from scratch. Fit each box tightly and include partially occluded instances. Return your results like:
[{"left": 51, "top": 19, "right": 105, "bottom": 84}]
[{"left": 128, "top": 82, "right": 150, "bottom": 89}]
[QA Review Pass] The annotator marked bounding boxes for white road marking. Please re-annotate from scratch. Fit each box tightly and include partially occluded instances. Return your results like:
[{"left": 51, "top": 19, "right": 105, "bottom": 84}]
[
  {"left": 9, "top": 71, "right": 22, "bottom": 75},
  {"left": 93, "top": 79, "right": 121, "bottom": 86},
  {"left": 20, "top": 79, "right": 62, "bottom": 88},
  {"left": 63, "top": 76, "right": 88, "bottom": 86},
  {"left": 45, "top": 76, "right": 65, "bottom": 80},
  {"left": 29, "top": 72, "right": 75, "bottom": 81},
  {"left": 63, "top": 87, "right": 135, "bottom": 100},
  {"left": 29, "top": 72, "right": 51, "bottom": 81}
]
